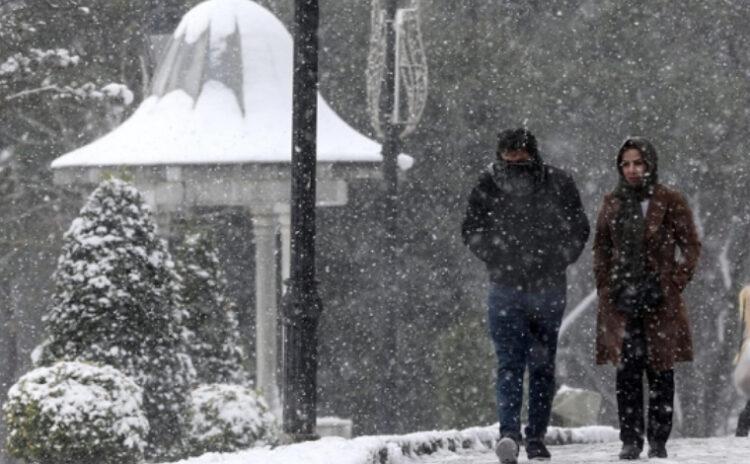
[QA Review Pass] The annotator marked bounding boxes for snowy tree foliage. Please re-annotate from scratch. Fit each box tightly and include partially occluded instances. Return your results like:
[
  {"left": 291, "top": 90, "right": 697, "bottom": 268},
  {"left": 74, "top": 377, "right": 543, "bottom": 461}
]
[
  {"left": 3, "top": 361, "right": 149, "bottom": 464},
  {"left": 173, "top": 232, "right": 248, "bottom": 385},
  {"left": 187, "top": 384, "right": 278, "bottom": 455},
  {"left": 34, "top": 178, "right": 194, "bottom": 460},
  {"left": 0, "top": 1, "right": 147, "bottom": 157},
  {"left": 0, "top": 3, "right": 156, "bottom": 448}
]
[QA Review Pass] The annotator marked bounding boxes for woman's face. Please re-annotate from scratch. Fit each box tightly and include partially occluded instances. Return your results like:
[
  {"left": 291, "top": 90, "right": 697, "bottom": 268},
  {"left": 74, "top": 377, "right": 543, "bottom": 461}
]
[{"left": 620, "top": 148, "right": 646, "bottom": 186}]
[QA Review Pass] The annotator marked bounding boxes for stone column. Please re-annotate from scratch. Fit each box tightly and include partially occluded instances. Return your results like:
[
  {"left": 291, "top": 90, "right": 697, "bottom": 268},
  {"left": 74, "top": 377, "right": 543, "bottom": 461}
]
[
  {"left": 274, "top": 204, "right": 291, "bottom": 295},
  {"left": 252, "top": 212, "right": 281, "bottom": 417}
]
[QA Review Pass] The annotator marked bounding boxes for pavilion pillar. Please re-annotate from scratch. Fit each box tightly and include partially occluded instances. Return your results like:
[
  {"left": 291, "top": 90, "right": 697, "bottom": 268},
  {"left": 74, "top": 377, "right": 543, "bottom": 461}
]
[
  {"left": 274, "top": 204, "right": 292, "bottom": 295},
  {"left": 252, "top": 211, "right": 281, "bottom": 417}
]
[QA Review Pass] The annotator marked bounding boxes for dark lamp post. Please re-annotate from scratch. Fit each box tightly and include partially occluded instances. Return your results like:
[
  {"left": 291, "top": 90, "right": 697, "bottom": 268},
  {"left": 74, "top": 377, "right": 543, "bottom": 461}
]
[
  {"left": 282, "top": 0, "right": 322, "bottom": 441},
  {"left": 376, "top": 0, "right": 401, "bottom": 433}
]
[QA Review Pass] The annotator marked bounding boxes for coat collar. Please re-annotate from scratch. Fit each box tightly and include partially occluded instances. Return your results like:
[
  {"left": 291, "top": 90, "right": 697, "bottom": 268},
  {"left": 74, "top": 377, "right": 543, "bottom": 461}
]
[{"left": 644, "top": 184, "right": 668, "bottom": 241}]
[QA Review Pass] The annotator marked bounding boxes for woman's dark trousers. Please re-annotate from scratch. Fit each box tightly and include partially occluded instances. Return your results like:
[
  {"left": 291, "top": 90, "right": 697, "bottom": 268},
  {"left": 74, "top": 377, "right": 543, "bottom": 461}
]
[
  {"left": 737, "top": 399, "right": 750, "bottom": 436},
  {"left": 616, "top": 317, "right": 674, "bottom": 448}
]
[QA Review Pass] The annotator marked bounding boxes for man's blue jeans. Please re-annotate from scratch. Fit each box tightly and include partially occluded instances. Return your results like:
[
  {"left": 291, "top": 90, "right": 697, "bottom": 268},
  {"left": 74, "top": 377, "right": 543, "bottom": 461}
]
[{"left": 487, "top": 283, "right": 566, "bottom": 441}]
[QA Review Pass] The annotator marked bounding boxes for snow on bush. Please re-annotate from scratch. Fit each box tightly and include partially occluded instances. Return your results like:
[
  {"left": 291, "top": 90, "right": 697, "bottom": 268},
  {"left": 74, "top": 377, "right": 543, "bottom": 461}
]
[
  {"left": 101, "top": 83, "right": 134, "bottom": 106},
  {"left": 3, "top": 361, "right": 148, "bottom": 464},
  {"left": 187, "top": 384, "right": 279, "bottom": 455},
  {"left": 34, "top": 178, "right": 194, "bottom": 460}
]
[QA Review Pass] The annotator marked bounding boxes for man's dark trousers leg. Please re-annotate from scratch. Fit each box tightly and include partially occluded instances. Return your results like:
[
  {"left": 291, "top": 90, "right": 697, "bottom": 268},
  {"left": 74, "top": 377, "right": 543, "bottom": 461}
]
[
  {"left": 526, "top": 290, "right": 566, "bottom": 439},
  {"left": 616, "top": 318, "right": 674, "bottom": 447},
  {"left": 488, "top": 284, "right": 565, "bottom": 441}
]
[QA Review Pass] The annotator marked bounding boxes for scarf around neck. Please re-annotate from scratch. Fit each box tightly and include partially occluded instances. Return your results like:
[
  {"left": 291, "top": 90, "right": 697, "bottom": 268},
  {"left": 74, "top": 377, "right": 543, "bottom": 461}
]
[
  {"left": 612, "top": 179, "right": 654, "bottom": 291},
  {"left": 490, "top": 160, "right": 544, "bottom": 197}
]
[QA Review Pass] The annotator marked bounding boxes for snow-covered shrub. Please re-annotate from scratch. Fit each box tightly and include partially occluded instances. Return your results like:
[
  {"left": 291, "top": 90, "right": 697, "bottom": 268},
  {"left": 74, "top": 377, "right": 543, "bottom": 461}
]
[
  {"left": 187, "top": 384, "right": 279, "bottom": 455},
  {"left": 174, "top": 232, "right": 248, "bottom": 384},
  {"left": 3, "top": 361, "right": 148, "bottom": 464},
  {"left": 34, "top": 178, "right": 194, "bottom": 460}
]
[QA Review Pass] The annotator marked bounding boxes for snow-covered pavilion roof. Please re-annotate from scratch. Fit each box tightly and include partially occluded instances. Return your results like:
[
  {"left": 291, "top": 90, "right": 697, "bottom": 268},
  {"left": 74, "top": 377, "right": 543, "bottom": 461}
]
[{"left": 51, "top": 0, "right": 411, "bottom": 169}]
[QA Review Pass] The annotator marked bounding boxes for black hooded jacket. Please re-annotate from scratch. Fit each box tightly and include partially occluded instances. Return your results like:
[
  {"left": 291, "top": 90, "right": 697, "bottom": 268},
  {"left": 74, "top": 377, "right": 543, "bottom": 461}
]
[{"left": 461, "top": 153, "right": 590, "bottom": 291}]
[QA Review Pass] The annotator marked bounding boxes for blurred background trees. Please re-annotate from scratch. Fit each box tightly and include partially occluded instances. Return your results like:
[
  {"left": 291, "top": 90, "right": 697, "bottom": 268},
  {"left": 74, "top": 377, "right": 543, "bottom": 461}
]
[{"left": 3, "top": 3, "right": 750, "bottom": 460}]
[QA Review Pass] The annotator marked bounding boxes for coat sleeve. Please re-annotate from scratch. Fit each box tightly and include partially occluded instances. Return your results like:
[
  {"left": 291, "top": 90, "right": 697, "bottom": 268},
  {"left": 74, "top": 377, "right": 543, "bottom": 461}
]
[
  {"left": 670, "top": 192, "right": 701, "bottom": 292},
  {"left": 461, "top": 182, "right": 495, "bottom": 263},
  {"left": 593, "top": 197, "right": 614, "bottom": 293},
  {"left": 558, "top": 175, "right": 591, "bottom": 266}
]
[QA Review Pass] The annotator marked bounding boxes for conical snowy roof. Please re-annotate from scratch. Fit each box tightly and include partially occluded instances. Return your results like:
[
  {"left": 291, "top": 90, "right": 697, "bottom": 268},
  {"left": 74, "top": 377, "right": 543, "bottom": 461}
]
[{"left": 52, "top": 0, "right": 410, "bottom": 169}]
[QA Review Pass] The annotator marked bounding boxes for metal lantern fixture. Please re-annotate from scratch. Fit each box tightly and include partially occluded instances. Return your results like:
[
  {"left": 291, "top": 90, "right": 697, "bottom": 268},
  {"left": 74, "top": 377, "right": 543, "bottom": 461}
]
[{"left": 366, "top": 0, "right": 428, "bottom": 139}]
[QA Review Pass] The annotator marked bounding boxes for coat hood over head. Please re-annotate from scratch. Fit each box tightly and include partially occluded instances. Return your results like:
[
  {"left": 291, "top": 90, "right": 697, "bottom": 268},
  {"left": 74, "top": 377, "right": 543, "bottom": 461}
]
[
  {"left": 487, "top": 128, "right": 547, "bottom": 196},
  {"left": 617, "top": 136, "right": 659, "bottom": 186},
  {"left": 496, "top": 128, "right": 543, "bottom": 165}
]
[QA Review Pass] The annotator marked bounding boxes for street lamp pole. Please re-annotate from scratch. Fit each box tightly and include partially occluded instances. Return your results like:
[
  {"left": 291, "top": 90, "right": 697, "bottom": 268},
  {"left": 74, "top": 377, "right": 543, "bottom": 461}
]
[
  {"left": 282, "top": 0, "right": 322, "bottom": 441},
  {"left": 377, "top": 0, "right": 401, "bottom": 433}
]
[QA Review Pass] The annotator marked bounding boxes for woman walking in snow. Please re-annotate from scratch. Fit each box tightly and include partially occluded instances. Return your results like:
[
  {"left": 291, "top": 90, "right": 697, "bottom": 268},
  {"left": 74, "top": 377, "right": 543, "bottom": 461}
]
[{"left": 593, "top": 137, "right": 701, "bottom": 460}]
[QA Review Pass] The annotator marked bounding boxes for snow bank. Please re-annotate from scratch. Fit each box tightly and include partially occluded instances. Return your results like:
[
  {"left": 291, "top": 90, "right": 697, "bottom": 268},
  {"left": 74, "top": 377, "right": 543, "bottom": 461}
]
[{"left": 165, "top": 424, "right": 618, "bottom": 464}]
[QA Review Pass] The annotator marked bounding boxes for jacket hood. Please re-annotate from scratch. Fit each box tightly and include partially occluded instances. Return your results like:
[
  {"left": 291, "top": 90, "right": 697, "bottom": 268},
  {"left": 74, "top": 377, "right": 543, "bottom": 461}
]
[{"left": 496, "top": 128, "right": 544, "bottom": 165}]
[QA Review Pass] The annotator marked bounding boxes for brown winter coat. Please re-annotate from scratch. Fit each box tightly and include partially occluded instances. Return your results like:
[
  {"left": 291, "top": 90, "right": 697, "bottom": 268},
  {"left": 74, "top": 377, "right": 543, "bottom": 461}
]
[{"left": 594, "top": 183, "right": 701, "bottom": 371}]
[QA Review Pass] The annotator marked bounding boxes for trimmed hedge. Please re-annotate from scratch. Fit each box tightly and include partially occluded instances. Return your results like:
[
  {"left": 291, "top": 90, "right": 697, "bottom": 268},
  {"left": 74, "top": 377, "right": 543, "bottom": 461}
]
[
  {"left": 187, "top": 384, "right": 278, "bottom": 455},
  {"left": 3, "top": 361, "right": 149, "bottom": 464}
]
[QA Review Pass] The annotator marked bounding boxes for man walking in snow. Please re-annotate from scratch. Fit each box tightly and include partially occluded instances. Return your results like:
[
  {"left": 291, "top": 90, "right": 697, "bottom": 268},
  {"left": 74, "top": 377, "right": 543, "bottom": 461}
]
[{"left": 462, "top": 128, "right": 590, "bottom": 463}]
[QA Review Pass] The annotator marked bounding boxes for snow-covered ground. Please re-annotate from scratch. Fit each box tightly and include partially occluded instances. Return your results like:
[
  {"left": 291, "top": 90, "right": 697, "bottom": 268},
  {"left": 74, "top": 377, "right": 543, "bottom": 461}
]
[
  {"left": 166, "top": 425, "right": 618, "bottom": 464},
  {"left": 165, "top": 426, "right": 750, "bottom": 464},
  {"left": 419, "top": 437, "right": 750, "bottom": 463}
]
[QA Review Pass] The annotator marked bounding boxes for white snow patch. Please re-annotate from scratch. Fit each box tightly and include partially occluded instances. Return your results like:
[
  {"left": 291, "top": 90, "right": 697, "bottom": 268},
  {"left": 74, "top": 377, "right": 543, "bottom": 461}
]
[
  {"left": 416, "top": 436, "right": 750, "bottom": 463},
  {"left": 102, "top": 83, "right": 135, "bottom": 106},
  {"left": 161, "top": 424, "right": 617, "bottom": 464}
]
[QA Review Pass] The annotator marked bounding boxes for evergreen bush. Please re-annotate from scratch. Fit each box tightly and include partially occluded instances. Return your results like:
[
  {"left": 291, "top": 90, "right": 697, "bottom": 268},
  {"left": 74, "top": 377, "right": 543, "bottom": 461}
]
[
  {"left": 3, "top": 361, "right": 148, "bottom": 464},
  {"left": 174, "top": 232, "right": 247, "bottom": 384},
  {"left": 187, "top": 384, "right": 278, "bottom": 455},
  {"left": 34, "top": 178, "right": 194, "bottom": 459}
]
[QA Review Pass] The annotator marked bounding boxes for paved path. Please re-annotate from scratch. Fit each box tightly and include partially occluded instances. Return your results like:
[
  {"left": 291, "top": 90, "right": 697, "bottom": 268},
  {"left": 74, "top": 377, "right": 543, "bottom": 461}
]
[{"left": 416, "top": 436, "right": 750, "bottom": 463}]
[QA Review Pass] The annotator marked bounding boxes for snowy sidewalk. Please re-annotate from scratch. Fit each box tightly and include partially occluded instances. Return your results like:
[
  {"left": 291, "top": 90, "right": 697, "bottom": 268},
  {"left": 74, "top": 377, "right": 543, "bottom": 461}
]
[
  {"left": 416, "top": 437, "right": 750, "bottom": 463},
  {"left": 168, "top": 427, "right": 750, "bottom": 464},
  {"left": 169, "top": 426, "right": 615, "bottom": 464}
]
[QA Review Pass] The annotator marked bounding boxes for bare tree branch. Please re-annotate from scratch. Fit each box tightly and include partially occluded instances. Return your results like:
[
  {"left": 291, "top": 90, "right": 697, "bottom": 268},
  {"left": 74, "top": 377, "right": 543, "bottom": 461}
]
[{"left": 5, "top": 85, "right": 61, "bottom": 101}]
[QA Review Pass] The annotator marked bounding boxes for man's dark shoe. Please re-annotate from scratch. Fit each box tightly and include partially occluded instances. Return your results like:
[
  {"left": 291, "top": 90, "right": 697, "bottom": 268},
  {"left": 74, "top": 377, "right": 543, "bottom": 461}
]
[
  {"left": 618, "top": 443, "right": 642, "bottom": 460},
  {"left": 495, "top": 436, "right": 519, "bottom": 464},
  {"left": 647, "top": 442, "right": 667, "bottom": 458},
  {"left": 525, "top": 438, "right": 551, "bottom": 461}
]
